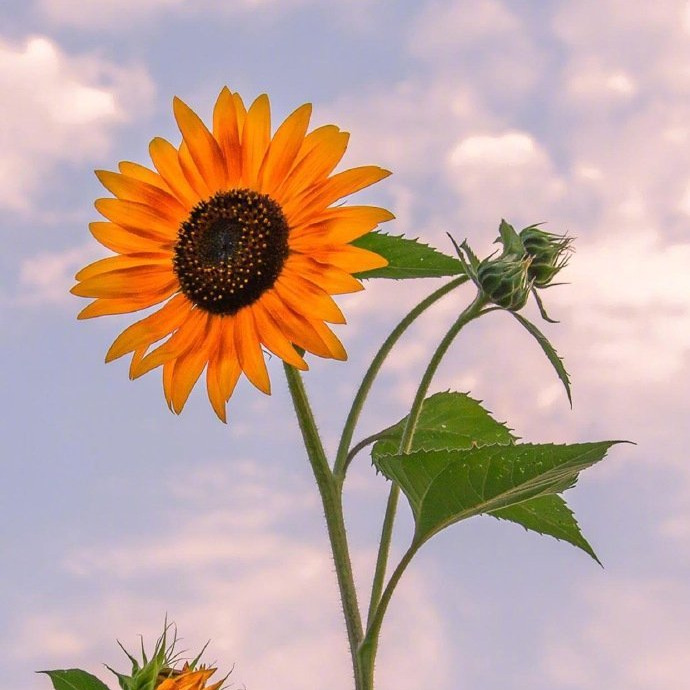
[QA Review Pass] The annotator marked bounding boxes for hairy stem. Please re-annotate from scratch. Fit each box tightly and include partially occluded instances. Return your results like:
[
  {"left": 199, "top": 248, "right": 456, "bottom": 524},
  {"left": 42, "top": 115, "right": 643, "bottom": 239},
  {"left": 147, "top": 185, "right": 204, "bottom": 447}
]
[
  {"left": 283, "top": 363, "right": 365, "bottom": 688},
  {"left": 358, "top": 542, "right": 420, "bottom": 682},
  {"left": 333, "top": 276, "right": 467, "bottom": 480},
  {"left": 360, "top": 292, "right": 488, "bottom": 685}
]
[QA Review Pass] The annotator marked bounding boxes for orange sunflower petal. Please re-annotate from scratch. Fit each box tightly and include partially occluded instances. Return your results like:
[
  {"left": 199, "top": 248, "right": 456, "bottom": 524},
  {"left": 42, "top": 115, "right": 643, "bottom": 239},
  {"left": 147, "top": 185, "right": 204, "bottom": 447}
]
[
  {"left": 285, "top": 166, "right": 391, "bottom": 226},
  {"left": 162, "top": 359, "right": 175, "bottom": 409},
  {"left": 214, "top": 316, "right": 243, "bottom": 401},
  {"left": 206, "top": 330, "right": 241, "bottom": 423},
  {"left": 149, "top": 137, "right": 199, "bottom": 208},
  {"left": 285, "top": 254, "right": 363, "bottom": 295},
  {"left": 128, "top": 347, "right": 147, "bottom": 379},
  {"left": 233, "top": 307, "right": 270, "bottom": 394},
  {"left": 275, "top": 128, "right": 349, "bottom": 205},
  {"left": 251, "top": 301, "right": 308, "bottom": 370},
  {"left": 95, "top": 198, "right": 178, "bottom": 243},
  {"left": 274, "top": 268, "right": 346, "bottom": 324},
  {"left": 290, "top": 205, "right": 394, "bottom": 246},
  {"left": 291, "top": 124, "right": 341, "bottom": 166},
  {"left": 95, "top": 170, "right": 187, "bottom": 221},
  {"left": 89, "top": 221, "right": 163, "bottom": 254},
  {"left": 157, "top": 667, "right": 217, "bottom": 690},
  {"left": 78, "top": 294, "right": 172, "bottom": 319},
  {"left": 168, "top": 316, "right": 220, "bottom": 414},
  {"left": 132, "top": 307, "right": 208, "bottom": 378},
  {"left": 232, "top": 92, "right": 247, "bottom": 133},
  {"left": 173, "top": 96, "right": 227, "bottom": 192},
  {"left": 105, "top": 293, "right": 191, "bottom": 361},
  {"left": 241, "top": 94, "right": 271, "bottom": 188},
  {"left": 260, "top": 290, "right": 334, "bottom": 358},
  {"left": 179, "top": 140, "right": 212, "bottom": 199},
  {"left": 71, "top": 264, "right": 177, "bottom": 299},
  {"left": 75, "top": 253, "right": 171, "bottom": 282},
  {"left": 213, "top": 87, "right": 242, "bottom": 186},
  {"left": 258, "top": 102, "right": 312, "bottom": 194},
  {"left": 310, "top": 244, "right": 389, "bottom": 273},
  {"left": 118, "top": 161, "right": 170, "bottom": 191},
  {"left": 310, "top": 318, "right": 347, "bottom": 360}
]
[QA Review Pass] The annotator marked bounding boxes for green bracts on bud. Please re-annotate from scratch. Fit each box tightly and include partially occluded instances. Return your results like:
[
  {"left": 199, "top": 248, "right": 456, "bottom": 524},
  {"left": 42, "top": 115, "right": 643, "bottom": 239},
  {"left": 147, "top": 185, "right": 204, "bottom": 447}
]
[
  {"left": 519, "top": 225, "right": 572, "bottom": 288},
  {"left": 476, "top": 255, "right": 532, "bottom": 311},
  {"left": 449, "top": 220, "right": 573, "bottom": 317},
  {"left": 107, "top": 624, "right": 182, "bottom": 690}
]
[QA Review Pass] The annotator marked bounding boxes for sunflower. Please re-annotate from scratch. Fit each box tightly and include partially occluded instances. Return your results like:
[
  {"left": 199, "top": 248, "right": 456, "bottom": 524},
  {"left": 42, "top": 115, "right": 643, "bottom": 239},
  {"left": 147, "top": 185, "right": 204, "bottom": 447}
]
[
  {"left": 156, "top": 663, "right": 224, "bottom": 690},
  {"left": 72, "top": 87, "right": 392, "bottom": 421}
]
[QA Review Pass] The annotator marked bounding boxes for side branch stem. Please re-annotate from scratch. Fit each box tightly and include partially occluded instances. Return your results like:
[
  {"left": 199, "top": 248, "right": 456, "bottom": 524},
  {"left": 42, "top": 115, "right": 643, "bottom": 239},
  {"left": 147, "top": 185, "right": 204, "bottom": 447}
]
[
  {"left": 333, "top": 276, "right": 467, "bottom": 479},
  {"left": 361, "top": 291, "right": 488, "bottom": 684}
]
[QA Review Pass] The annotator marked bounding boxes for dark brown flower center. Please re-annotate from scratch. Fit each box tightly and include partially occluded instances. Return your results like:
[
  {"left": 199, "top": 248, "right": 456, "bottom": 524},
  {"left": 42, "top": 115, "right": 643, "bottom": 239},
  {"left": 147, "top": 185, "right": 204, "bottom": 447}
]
[{"left": 173, "top": 189, "right": 290, "bottom": 315}]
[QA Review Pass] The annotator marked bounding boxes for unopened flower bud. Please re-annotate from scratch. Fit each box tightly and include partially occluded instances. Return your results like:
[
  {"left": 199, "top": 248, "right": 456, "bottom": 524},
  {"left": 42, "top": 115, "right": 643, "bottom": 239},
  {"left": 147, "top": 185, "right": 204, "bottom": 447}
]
[
  {"left": 476, "top": 255, "right": 532, "bottom": 311},
  {"left": 107, "top": 624, "right": 227, "bottom": 690},
  {"left": 520, "top": 226, "right": 572, "bottom": 288}
]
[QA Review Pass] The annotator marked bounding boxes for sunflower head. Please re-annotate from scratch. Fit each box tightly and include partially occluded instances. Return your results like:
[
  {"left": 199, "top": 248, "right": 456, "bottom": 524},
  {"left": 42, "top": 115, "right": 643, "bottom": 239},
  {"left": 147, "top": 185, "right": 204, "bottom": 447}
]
[
  {"left": 108, "top": 626, "right": 227, "bottom": 690},
  {"left": 72, "top": 88, "right": 392, "bottom": 421}
]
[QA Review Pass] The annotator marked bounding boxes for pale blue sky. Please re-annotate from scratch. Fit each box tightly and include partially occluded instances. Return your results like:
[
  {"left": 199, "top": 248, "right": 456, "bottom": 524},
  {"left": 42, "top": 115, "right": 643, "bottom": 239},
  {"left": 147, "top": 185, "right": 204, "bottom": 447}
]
[{"left": 2, "top": 2, "right": 689, "bottom": 689}]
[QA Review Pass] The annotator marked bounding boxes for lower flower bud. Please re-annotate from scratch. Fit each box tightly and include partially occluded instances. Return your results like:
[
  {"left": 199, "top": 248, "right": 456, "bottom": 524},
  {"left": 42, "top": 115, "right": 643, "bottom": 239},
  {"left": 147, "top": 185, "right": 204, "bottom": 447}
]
[{"left": 477, "top": 255, "right": 532, "bottom": 311}]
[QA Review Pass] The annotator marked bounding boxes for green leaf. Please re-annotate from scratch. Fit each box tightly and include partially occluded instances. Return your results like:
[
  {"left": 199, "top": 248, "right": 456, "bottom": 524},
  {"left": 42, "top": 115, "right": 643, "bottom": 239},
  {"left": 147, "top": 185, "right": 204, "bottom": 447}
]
[
  {"left": 352, "top": 232, "right": 465, "bottom": 280},
  {"left": 372, "top": 391, "right": 515, "bottom": 458},
  {"left": 374, "top": 441, "right": 619, "bottom": 546},
  {"left": 38, "top": 670, "right": 111, "bottom": 690},
  {"left": 510, "top": 312, "right": 572, "bottom": 405},
  {"left": 491, "top": 494, "right": 600, "bottom": 563},
  {"left": 531, "top": 287, "right": 559, "bottom": 323}
]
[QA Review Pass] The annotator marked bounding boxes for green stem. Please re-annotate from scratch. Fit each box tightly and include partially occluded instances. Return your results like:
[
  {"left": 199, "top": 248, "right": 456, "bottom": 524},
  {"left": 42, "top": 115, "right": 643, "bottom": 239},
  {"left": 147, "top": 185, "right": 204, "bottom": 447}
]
[
  {"left": 399, "top": 291, "right": 489, "bottom": 454},
  {"left": 365, "top": 482, "right": 401, "bottom": 627},
  {"left": 360, "top": 291, "right": 488, "bottom": 685},
  {"left": 283, "top": 363, "right": 365, "bottom": 689},
  {"left": 333, "top": 276, "right": 468, "bottom": 480},
  {"left": 345, "top": 430, "right": 397, "bottom": 471},
  {"left": 359, "top": 542, "right": 420, "bottom": 680}
]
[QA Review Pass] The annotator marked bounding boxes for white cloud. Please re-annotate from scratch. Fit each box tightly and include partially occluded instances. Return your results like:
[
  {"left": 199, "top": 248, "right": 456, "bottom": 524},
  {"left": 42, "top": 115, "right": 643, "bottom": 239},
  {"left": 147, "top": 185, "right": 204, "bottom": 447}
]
[
  {"left": 447, "top": 131, "right": 565, "bottom": 228},
  {"left": 450, "top": 131, "right": 541, "bottom": 168},
  {"left": 411, "top": 0, "right": 519, "bottom": 55},
  {"left": 565, "top": 63, "right": 638, "bottom": 103},
  {"left": 18, "top": 242, "right": 101, "bottom": 306},
  {"left": 0, "top": 35, "right": 153, "bottom": 211},
  {"left": 549, "top": 231, "right": 690, "bottom": 384},
  {"left": 408, "top": 0, "right": 542, "bottom": 100},
  {"left": 321, "top": 78, "right": 492, "bottom": 180},
  {"left": 316, "top": 0, "right": 690, "bottom": 461},
  {"left": 541, "top": 577, "right": 690, "bottom": 689}
]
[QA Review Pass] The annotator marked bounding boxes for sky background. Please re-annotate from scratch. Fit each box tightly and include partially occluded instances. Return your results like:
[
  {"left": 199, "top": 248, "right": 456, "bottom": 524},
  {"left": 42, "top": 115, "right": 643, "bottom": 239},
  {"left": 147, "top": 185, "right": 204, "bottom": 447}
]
[{"left": 2, "top": 1, "right": 689, "bottom": 689}]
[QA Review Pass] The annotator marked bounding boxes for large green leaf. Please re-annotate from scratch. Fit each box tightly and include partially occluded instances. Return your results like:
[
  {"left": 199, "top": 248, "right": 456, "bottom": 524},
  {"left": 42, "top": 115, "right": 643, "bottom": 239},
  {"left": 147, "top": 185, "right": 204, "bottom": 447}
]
[
  {"left": 352, "top": 232, "right": 465, "bottom": 280},
  {"left": 491, "top": 494, "right": 600, "bottom": 562},
  {"left": 370, "top": 393, "right": 600, "bottom": 558},
  {"left": 374, "top": 441, "right": 619, "bottom": 546},
  {"left": 38, "top": 670, "right": 110, "bottom": 690},
  {"left": 371, "top": 391, "right": 515, "bottom": 458}
]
